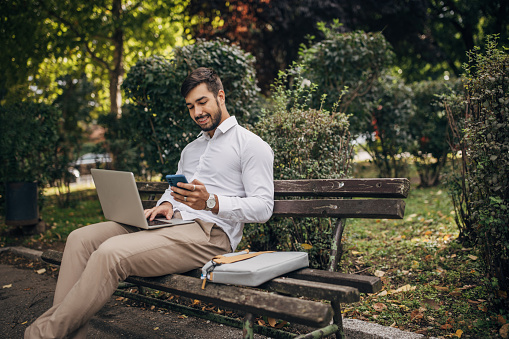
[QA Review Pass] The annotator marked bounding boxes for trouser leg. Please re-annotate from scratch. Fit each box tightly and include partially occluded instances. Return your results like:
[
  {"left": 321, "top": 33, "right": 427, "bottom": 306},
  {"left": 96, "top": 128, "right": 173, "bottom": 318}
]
[{"left": 25, "top": 218, "right": 230, "bottom": 339}]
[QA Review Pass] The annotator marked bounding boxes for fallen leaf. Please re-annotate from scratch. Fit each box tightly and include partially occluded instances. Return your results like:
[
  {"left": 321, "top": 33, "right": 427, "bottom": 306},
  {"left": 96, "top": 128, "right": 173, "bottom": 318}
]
[
  {"left": 434, "top": 286, "right": 449, "bottom": 292},
  {"left": 153, "top": 327, "right": 159, "bottom": 331},
  {"left": 178, "top": 315, "right": 188, "bottom": 319},
  {"left": 449, "top": 289, "right": 462, "bottom": 297},
  {"left": 454, "top": 329, "right": 463, "bottom": 338},
  {"left": 258, "top": 319, "right": 266, "bottom": 326},
  {"left": 410, "top": 309, "right": 424, "bottom": 321},
  {"left": 394, "top": 284, "right": 416, "bottom": 293},
  {"left": 351, "top": 251, "right": 362, "bottom": 255},
  {"left": 441, "top": 323, "right": 453, "bottom": 330},
  {"left": 300, "top": 243, "right": 312, "bottom": 250},
  {"left": 374, "top": 270, "right": 385, "bottom": 277},
  {"left": 373, "top": 303, "right": 387, "bottom": 312},
  {"left": 268, "top": 317, "right": 277, "bottom": 327},
  {"left": 498, "top": 314, "right": 507, "bottom": 325},
  {"left": 2, "top": 284, "right": 12, "bottom": 289},
  {"left": 275, "top": 321, "right": 287, "bottom": 329},
  {"left": 423, "top": 298, "right": 440, "bottom": 310},
  {"left": 36, "top": 268, "right": 46, "bottom": 275},
  {"left": 377, "top": 290, "right": 388, "bottom": 297},
  {"left": 478, "top": 305, "right": 488, "bottom": 312},
  {"left": 468, "top": 255, "right": 478, "bottom": 260},
  {"left": 501, "top": 324, "right": 509, "bottom": 339}
]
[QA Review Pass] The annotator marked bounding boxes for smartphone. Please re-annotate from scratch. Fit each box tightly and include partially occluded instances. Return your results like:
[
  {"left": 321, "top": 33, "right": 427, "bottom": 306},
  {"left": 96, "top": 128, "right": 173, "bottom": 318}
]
[{"left": 165, "top": 174, "right": 188, "bottom": 188}]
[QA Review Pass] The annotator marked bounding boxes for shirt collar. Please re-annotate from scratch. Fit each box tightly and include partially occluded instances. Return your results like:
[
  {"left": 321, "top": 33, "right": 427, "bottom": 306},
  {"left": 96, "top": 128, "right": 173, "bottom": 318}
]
[{"left": 199, "top": 116, "right": 238, "bottom": 140}]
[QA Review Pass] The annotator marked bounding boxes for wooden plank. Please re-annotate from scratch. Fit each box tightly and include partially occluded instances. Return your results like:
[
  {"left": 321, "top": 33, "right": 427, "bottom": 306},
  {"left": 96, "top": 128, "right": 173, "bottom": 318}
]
[
  {"left": 273, "top": 199, "right": 406, "bottom": 219},
  {"left": 261, "top": 277, "right": 359, "bottom": 303},
  {"left": 137, "top": 178, "right": 411, "bottom": 198},
  {"left": 136, "top": 181, "right": 168, "bottom": 194},
  {"left": 183, "top": 269, "right": 359, "bottom": 303},
  {"left": 143, "top": 199, "right": 406, "bottom": 218},
  {"left": 286, "top": 268, "right": 383, "bottom": 294},
  {"left": 125, "top": 275, "right": 333, "bottom": 327},
  {"left": 274, "top": 178, "right": 410, "bottom": 198}
]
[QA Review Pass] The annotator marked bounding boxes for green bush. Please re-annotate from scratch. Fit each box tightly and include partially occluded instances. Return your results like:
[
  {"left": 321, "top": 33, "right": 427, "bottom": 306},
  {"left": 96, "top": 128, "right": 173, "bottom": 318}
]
[
  {"left": 360, "top": 74, "right": 414, "bottom": 178},
  {"left": 409, "top": 78, "right": 462, "bottom": 187},
  {"left": 298, "top": 21, "right": 394, "bottom": 134},
  {"left": 0, "top": 102, "right": 61, "bottom": 209},
  {"left": 242, "top": 67, "right": 353, "bottom": 269},
  {"left": 117, "top": 39, "right": 261, "bottom": 177},
  {"left": 446, "top": 36, "right": 509, "bottom": 294}
]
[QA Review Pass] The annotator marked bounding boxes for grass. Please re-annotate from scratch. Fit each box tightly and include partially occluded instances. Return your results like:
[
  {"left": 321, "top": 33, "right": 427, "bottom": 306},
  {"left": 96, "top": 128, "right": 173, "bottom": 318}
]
[{"left": 0, "top": 170, "right": 507, "bottom": 338}]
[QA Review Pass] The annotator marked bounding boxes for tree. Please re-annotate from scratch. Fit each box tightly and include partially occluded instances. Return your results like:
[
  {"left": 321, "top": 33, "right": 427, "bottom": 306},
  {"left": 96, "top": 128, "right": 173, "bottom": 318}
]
[{"left": 0, "top": 0, "right": 186, "bottom": 114}]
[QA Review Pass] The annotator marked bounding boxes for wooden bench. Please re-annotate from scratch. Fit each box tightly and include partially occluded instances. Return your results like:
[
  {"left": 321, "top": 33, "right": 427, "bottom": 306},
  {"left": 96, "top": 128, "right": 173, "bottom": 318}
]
[{"left": 42, "top": 178, "right": 410, "bottom": 339}]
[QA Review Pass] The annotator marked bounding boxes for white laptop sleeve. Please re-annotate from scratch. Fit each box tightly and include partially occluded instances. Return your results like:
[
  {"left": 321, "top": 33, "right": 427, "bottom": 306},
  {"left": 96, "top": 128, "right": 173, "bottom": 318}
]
[{"left": 201, "top": 251, "right": 309, "bottom": 287}]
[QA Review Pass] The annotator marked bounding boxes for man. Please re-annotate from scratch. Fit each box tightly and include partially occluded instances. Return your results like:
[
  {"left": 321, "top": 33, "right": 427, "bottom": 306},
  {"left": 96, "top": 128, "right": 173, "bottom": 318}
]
[{"left": 25, "top": 67, "right": 274, "bottom": 338}]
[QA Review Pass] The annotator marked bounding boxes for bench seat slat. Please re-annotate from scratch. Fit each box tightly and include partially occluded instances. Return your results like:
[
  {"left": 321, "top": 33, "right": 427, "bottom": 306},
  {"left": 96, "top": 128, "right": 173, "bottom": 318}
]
[
  {"left": 137, "top": 178, "right": 410, "bottom": 198},
  {"left": 286, "top": 268, "right": 383, "bottom": 294},
  {"left": 274, "top": 178, "right": 410, "bottom": 198},
  {"left": 273, "top": 199, "right": 406, "bottom": 219},
  {"left": 142, "top": 199, "right": 406, "bottom": 219},
  {"left": 261, "top": 277, "right": 360, "bottom": 303},
  {"left": 125, "top": 275, "right": 333, "bottom": 328}
]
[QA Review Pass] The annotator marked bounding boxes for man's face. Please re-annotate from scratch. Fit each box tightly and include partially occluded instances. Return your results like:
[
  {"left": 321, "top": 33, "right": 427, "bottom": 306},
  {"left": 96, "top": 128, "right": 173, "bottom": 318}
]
[{"left": 185, "top": 83, "right": 224, "bottom": 135}]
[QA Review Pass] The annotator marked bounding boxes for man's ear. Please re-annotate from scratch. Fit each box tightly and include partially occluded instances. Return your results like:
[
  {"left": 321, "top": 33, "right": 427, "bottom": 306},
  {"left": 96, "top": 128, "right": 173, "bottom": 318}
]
[{"left": 217, "top": 90, "right": 226, "bottom": 104}]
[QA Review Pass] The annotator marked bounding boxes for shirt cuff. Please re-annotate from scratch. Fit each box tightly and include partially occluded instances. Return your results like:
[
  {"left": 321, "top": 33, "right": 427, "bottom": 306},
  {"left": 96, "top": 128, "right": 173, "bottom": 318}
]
[{"left": 216, "top": 195, "right": 233, "bottom": 219}]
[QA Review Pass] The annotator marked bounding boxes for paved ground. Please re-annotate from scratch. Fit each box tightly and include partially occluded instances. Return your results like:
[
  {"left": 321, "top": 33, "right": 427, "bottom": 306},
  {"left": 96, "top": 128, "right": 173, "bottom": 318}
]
[{"left": 0, "top": 247, "right": 430, "bottom": 339}]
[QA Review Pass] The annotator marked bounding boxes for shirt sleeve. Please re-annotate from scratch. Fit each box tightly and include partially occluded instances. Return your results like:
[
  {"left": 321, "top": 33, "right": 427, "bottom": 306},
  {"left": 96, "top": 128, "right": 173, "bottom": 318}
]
[
  {"left": 156, "top": 159, "right": 183, "bottom": 210},
  {"left": 216, "top": 137, "right": 274, "bottom": 223}
]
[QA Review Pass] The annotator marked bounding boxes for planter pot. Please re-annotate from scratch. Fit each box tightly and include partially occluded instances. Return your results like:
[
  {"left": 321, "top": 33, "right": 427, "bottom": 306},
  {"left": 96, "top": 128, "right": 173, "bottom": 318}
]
[{"left": 5, "top": 181, "right": 39, "bottom": 226}]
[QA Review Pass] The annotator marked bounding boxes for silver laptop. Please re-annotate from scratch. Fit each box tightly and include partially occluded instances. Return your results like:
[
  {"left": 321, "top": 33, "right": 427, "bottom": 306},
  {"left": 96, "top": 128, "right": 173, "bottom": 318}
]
[{"left": 91, "top": 169, "right": 193, "bottom": 229}]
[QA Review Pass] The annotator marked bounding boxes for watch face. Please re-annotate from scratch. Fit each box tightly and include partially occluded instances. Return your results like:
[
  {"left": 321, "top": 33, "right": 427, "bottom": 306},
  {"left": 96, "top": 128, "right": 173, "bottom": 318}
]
[{"left": 207, "top": 195, "right": 216, "bottom": 208}]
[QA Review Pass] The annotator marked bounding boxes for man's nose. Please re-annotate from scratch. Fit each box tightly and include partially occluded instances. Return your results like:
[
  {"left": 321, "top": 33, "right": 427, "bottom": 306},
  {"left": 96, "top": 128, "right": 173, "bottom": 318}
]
[{"left": 194, "top": 105, "right": 203, "bottom": 116}]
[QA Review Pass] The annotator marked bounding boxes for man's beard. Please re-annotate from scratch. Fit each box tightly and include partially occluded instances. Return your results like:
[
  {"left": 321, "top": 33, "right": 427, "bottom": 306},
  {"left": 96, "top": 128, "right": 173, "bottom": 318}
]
[{"left": 198, "top": 100, "right": 222, "bottom": 132}]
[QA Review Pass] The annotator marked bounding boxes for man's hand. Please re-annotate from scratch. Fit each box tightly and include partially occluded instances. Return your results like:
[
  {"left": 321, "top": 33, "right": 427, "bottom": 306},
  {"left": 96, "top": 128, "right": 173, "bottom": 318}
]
[
  {"left": 144, "top": 202, "right": 174, "bottom": 221},
  {"left": 171, "top": 179, "right": 216, "bottom": 212}
]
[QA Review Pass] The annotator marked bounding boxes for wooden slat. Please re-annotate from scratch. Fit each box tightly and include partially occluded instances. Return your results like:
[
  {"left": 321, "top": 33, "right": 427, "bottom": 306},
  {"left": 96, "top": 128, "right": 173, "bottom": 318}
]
[
  {"left": 125, "top": 275, "right": 333, "bottom": 328},
  {"left": 136, "top": 181, "right": 168, "bottom": 194},
  {"left": 144, "top": 198, "right": 406, "bottom": 218},
  {"left": 261, "top": 277, "right": 359, "bottom": 303},
  {"left": 286, "top": 268, "right": 382, "bottom": 294},
  {"left": 274, "top": 178, "right": 410, "bottom": 198},
  {"left": 182, "top": 269, "right": 359, "bottom": 303},
  {"left": 273, "top": 199, "right": 406, "bottom": 219},
  {"left": 137, "top": 178, "right": 411, "bottom": 198}
]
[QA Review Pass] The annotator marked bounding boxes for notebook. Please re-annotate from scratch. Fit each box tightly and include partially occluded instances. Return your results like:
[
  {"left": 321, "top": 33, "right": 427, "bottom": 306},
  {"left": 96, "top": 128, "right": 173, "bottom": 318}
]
[{"left": 91, "top": 169, "right": 194, "bottom": 229}]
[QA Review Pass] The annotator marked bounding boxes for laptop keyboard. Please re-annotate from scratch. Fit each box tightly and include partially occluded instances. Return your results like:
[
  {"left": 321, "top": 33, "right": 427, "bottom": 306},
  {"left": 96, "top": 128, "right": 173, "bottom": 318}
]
[{"left": 147, "top": 219, "right": 170, "bottom": 226}]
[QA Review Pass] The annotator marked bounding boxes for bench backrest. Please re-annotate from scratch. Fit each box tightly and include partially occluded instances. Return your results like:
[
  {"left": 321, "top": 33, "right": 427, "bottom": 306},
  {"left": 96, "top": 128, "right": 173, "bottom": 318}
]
[{"left": 137, "top": 178, "right": 410, "bottom": 220}]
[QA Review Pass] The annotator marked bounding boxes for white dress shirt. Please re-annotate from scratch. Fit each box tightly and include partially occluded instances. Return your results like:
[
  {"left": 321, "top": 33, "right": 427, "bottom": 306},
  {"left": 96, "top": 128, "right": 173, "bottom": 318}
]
[{"left": 157, "top": 116, "right": 274, "bottom": 251}]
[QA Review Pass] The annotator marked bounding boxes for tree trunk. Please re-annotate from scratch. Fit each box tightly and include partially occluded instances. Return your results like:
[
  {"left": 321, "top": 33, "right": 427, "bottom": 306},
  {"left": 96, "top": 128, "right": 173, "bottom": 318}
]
[{"left": 110, "top": 0, "right": 124, "bottom": 117}]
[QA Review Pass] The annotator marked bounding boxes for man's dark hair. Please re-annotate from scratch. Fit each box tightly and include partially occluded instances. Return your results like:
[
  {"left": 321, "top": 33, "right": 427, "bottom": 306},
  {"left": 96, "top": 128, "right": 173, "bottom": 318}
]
[{"left": 180, "top": 67, "right": 224, "bottom": 98}]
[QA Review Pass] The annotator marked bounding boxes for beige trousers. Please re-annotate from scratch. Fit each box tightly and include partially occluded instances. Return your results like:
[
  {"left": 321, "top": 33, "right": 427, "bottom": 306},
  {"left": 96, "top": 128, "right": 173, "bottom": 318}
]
[{"left": 25, "top": 216, "right": 231, "bottom": 339}]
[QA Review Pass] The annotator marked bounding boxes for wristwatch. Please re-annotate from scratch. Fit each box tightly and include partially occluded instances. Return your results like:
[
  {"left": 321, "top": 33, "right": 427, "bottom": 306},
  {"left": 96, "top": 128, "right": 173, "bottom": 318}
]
[{"left": 205, "top": 194, "right": 216, "bottom": 211}]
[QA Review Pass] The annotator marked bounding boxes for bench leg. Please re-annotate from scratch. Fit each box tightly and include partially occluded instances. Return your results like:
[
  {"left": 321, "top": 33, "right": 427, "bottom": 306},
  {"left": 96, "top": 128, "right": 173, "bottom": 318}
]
[
  {"left": 331, "top": 299, "right": 345, "bottom": 339},
  {"left": 329, "top": 218, "right": 347, "bottom": 272},
  {"left": 243, "top": 313, "right": 254, "bottom": 339}
]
